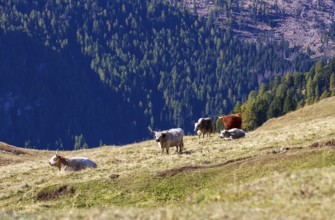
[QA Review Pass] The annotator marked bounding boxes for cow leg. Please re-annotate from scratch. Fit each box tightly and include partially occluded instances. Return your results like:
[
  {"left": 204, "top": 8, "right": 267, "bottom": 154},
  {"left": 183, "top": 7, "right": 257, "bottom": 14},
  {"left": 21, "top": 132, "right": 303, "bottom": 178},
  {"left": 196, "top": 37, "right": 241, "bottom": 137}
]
[
  {"left": 166, "top": 147, "right": 169, "bottom": 154},
  {"left": 180, "top": 142, "right": 183, "bottom": 154}
]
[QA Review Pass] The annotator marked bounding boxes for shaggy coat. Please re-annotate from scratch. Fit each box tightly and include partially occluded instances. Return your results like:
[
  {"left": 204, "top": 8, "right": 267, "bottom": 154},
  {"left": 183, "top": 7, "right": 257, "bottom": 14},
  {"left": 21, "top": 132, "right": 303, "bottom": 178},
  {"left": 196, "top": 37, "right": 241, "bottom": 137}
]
[
  {"left": 49, "top": 154, "right": 97, "bottom": 171},
  {"left": 149, "top": 127, "right": 184, "bottom": 154},
  {"left": 218, "top": 113, "right": 242, "bottom": 130},
  {"left": 194, "top": 117, "right": 214, "bottom": 138}
]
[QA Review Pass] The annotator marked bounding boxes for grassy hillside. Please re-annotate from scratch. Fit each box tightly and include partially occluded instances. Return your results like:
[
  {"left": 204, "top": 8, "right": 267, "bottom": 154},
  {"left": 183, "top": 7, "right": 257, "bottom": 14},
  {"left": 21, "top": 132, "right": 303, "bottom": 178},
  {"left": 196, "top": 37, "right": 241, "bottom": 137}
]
[
  {"left": 0, "top": 0, "right": 313, "bottom": 148},
  {"left": 1, "top": 97, "right": 335, "bottom": 219}
]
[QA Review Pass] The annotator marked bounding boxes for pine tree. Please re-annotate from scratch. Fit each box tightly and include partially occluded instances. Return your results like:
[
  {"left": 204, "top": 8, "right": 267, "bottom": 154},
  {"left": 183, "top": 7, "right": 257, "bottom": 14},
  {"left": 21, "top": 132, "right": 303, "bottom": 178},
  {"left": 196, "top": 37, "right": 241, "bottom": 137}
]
[
  {"left": 267, "top": 97, "right": 283, "bottom": 118},
  {"left": 232, "top": 101, "right": 241, "bottom": 113},
  {"left": 305, "top": 77, "right": 314, "bottom": 105},
  {"left": 283, "top": 90, "right": 296, "bottom": 114},
  {"left": 330, "top": 73, "right": 335, "bottom": 96},
  {"left": 241, "top": 91, "right": 257, "bottom": 130},
  {"left": 320, "top": 90, "right": 330, "bottom": 100},
  {"left": 74, "top": 134, "right": 89, "bottom": 150}
]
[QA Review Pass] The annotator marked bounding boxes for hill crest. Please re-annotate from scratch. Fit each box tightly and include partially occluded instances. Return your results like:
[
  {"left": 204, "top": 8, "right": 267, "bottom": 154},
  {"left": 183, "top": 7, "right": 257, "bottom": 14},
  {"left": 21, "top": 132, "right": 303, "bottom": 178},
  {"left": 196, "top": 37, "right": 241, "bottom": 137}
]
[
  {"left": 2, "top": 96, "right": 335, "bottom": 163},
  {"left": 258, "top": 96, "right": 335, "bottom": 131},
  {"left": 1, "top": 97, "right": 335, "bottom": 218}
]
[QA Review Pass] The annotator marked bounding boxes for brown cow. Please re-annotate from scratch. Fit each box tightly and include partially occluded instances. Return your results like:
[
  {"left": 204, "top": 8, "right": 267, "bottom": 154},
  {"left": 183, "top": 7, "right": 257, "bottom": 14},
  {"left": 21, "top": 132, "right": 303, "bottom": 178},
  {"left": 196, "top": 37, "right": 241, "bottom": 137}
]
[{"left": 218, "top": 113, "right": 242, "bottom": 130}]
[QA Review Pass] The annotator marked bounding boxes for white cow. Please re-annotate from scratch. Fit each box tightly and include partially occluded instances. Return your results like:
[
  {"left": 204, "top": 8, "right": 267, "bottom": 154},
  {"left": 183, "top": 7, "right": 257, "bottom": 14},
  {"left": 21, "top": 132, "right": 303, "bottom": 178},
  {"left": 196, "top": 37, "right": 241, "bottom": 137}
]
[
  {"left": 220, "top": 128, "right": 246, "bottom": 140},
  {"left": 148, "top": 127, "right": 184, "bottom": 154},
  {"left": 49, "top": 152, "right": 97, "bottom": 171}
]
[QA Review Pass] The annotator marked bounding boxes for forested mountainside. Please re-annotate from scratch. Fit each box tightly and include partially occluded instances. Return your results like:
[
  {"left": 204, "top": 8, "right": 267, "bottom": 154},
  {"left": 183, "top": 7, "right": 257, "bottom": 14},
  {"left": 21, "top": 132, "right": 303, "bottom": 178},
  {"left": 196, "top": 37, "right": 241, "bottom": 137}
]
[
  {"left": 177, "top": 0, "right": 335, "bottom": 59},
  {"left": 238, "top": 59, "right": 335, "bottom": 130},
  {"left": 0, "top": 0, "right": 313, "bottom": 149}
]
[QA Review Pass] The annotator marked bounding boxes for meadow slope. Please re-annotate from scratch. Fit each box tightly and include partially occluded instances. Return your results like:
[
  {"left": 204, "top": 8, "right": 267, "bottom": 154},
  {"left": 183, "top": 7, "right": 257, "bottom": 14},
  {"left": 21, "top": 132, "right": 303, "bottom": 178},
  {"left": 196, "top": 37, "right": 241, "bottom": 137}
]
[{"left": 1, "top": 97, "right": 335, "bottom": 219}]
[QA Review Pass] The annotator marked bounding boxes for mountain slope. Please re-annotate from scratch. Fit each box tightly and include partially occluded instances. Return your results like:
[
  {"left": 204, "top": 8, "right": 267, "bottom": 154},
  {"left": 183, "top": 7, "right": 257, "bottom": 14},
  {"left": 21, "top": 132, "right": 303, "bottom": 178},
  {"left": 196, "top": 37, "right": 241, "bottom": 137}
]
[
  {"left": 1, "top": 97, "right": 335, "bottom": 219},
  {"left": 0, "top": 31, "right": 133, "bottom": 148},
  {"left": 0, "top": 0, "right": 313, "bottom": 148},
  {"left": 180, "top": 0, "right": 335, "bottom": 59},
  {"left": 238, "top": 59, "right": 335, "bottom": 130}
]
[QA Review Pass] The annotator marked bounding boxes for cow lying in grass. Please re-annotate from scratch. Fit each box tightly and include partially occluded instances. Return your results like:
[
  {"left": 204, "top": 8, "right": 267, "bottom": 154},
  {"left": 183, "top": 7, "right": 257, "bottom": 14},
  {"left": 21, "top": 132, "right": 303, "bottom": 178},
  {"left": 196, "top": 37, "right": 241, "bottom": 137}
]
[
  {"left": 220, "top": 128, "right": 246, "bottom": 140},
  {"left": 148, "top": 127, "right": 184, "bottom": 154},
  {"left": 49, "top": 152, "right": 97, "bottom": 171}
]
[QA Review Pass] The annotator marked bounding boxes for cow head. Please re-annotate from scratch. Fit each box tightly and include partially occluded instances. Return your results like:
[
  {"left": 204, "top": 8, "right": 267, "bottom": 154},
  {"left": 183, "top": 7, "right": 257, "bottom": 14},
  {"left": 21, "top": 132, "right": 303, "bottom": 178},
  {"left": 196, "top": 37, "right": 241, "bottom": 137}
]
[
  {"left": 154, "top": 131, "right": 168, "bottom": 143},
  {"left": 49, "top": 151, "right": 68, "bottom": 171},
  {"left": 220, "top": 130, "right": 229, "bottom": 138},
  {"left": 49, "top": 154, "right": 61, "bottom": 170},
  {"left": 148, "top": 127, "right": 161, "bottom": 141},
  {"left": 194, "top": 122, "right": 199, "bottom": 132},
  {"left": 148, "top": 127, "right": 169, "bottom": 143},
  {"left": 149, "top": 129, "right": 160, "bottom": 142},
  {"left": 194, "top": 118, "right": 204, "bottom": 132}
]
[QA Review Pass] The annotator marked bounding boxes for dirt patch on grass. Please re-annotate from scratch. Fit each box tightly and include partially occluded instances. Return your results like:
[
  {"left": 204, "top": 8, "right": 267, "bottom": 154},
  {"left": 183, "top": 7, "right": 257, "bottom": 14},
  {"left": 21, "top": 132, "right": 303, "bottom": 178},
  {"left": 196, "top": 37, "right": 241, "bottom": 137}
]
[
  {"left": 110, "top": 174, "right": 120, "bottom": 180},
  {"left": 309, "top": 139, "right": 335, "bottom": 148},
  {"left": 269, "top": 146, "right": 304, "bottom": 154},
  {"left": 158, "top": 166, "right": 203, "bottom": 178},
  {"left": 36, "top": 185, "right": 75, "bottom": 201},
  {"left": 158, "top": 143, "right": 335, "bottom": 178},
  {"left": 158, "top": 156, "right": 255, "bottom": 178}
]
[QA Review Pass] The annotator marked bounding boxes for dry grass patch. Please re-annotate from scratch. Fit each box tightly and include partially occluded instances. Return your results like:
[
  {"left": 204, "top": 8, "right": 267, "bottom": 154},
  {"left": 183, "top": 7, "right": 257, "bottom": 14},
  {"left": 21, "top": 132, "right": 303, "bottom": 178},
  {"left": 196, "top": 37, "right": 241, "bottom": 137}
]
[{"left": 1, "top": 97, "right": 335, "bottom": 218}]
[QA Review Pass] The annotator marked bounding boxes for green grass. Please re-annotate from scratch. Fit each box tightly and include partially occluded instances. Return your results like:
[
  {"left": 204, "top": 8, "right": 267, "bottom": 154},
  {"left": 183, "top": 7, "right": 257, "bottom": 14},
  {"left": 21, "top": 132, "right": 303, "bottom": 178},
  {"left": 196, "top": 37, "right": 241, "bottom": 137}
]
[
  {"left": 8, "top": 147, "right": 334, "bottom": 212},
  {"left": 1, "top": 97, "right": 335, "bottom": 219},
  {"left": 2, "top": 147, "right": 335, "bottom": 219}
]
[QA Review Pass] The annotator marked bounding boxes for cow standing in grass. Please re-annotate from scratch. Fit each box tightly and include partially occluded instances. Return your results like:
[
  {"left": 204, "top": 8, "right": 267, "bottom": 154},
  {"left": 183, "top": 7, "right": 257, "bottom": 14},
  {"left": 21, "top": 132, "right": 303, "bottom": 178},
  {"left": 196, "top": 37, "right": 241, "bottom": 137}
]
[
  {"left": 148, "top": 127, "right": 184, "bottom": 154},
  {"left": 194, "top": 117, "right": 214, "bottom": 138},
  {"left": 218, "top": 113, "right": 242, "bottom": 130},
  {"left": 49, "top": 152, "right": 97, "bottom": 171}
]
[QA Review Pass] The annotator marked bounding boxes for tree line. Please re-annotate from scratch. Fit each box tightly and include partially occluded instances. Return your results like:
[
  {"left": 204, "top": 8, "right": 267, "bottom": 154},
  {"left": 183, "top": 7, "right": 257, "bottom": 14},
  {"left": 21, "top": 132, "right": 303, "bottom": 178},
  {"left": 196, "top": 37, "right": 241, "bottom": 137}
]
[
  {"left": 237, "top": 60, "right": 335, "bottom": 130},
  {"left": 0, "top": 0, "right": 313, "bottom": 149}
]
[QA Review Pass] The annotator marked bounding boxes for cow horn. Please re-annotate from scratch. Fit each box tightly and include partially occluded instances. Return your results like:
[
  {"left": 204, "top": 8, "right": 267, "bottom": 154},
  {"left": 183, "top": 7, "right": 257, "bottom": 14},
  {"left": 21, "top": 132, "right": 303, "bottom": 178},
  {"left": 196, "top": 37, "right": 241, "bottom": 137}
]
[
  {"left": 55, "top": 149, "right": 59, "bottom": 156},
  {"left": 148, "top": 126, "right": 154, "bottom": 133}
]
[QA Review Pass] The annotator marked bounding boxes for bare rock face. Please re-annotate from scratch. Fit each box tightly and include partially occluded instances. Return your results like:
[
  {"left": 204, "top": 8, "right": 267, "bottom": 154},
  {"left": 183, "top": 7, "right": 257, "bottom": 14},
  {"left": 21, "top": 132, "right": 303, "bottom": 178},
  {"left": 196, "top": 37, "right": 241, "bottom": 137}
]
[{"left": 178, "top": 0, "right": 335, "bottom": 59}]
